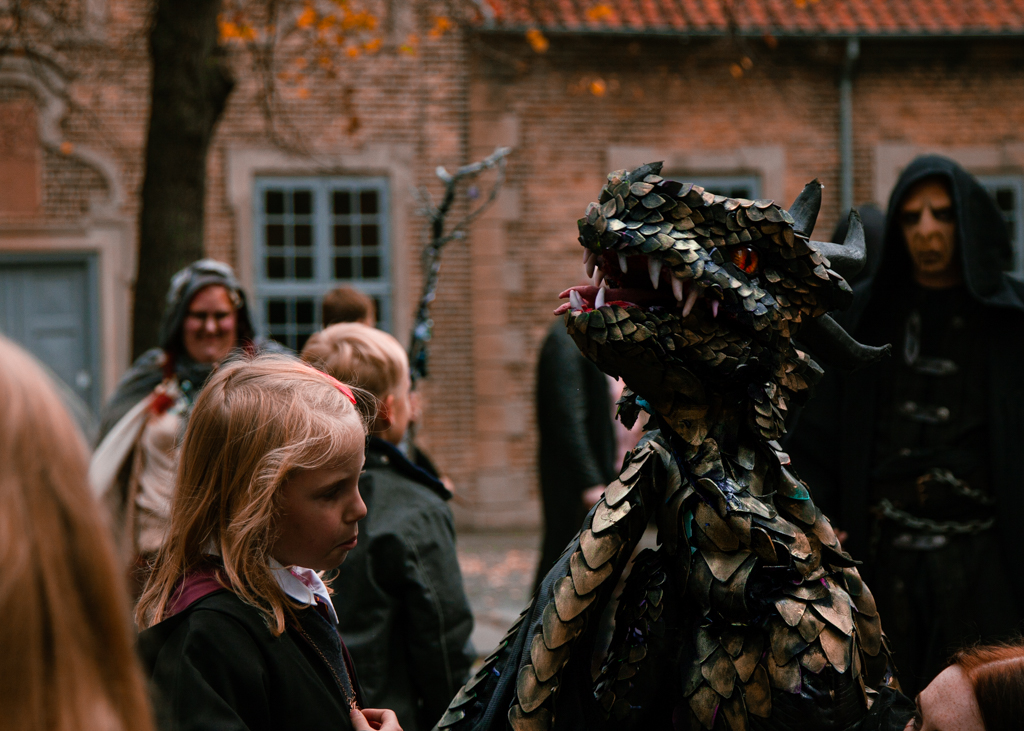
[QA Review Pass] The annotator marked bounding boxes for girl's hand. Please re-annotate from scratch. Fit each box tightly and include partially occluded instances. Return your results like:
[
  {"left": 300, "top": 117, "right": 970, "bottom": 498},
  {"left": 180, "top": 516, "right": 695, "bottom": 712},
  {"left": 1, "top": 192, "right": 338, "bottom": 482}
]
[{"left": 350, "top": 707, "right": 402, "bottom": 731}]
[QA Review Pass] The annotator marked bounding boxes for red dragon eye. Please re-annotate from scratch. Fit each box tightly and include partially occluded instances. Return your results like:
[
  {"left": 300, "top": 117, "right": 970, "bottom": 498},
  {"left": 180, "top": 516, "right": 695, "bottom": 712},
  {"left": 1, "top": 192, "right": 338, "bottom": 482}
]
[{"left": 730, "top": 246, "right": 759, "bottom": 275}]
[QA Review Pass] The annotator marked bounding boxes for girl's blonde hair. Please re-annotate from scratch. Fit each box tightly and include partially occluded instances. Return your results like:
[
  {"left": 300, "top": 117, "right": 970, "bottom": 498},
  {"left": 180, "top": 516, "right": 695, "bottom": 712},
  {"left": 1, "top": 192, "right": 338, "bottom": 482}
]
[
  {"left": 0, "top": 335, "right": 155, "bottom": 731},
  {"left": 136, "top": 353, "right": 366, "bottom": 635}
]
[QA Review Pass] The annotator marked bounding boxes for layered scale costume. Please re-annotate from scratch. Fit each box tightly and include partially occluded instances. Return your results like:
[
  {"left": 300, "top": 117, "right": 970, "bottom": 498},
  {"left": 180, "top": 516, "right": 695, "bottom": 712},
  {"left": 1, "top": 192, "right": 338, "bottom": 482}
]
[
  {"left": 433, "top": 164, "right": 914, "bottom": 731},
  {"left": 787, "top": 156, "right": 1024, "bottom": 693}
]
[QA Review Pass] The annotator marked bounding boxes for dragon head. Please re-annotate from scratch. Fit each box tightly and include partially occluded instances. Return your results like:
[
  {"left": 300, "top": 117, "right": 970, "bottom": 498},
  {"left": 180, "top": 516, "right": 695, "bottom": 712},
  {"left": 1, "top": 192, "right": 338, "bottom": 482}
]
[{"left": 557, "top": 162, "right": 889, "bottom": 445}]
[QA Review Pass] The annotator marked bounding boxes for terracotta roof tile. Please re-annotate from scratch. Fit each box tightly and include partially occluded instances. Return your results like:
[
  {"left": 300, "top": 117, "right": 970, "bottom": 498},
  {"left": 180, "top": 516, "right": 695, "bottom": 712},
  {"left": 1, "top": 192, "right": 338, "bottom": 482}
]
[{"left": 480, "top": 0, "right": 1024, "bottom": 34}]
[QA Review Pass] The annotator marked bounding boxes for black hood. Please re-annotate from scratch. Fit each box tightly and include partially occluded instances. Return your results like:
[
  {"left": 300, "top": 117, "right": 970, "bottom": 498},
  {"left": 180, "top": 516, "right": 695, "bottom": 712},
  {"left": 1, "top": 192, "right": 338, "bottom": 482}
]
[
  {"left": 96, "top": 259, "right": 261, "bottom": 443},
  {"left": 159, "top": 259, "right": 256, "bottom": 355},
  {"left": 871, "top": 155, "right": 1024, "bottom": 312}
]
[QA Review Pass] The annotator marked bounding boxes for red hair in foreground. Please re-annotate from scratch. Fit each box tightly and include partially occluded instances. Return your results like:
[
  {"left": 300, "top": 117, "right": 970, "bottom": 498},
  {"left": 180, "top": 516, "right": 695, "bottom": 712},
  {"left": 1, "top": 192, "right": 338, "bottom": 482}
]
[
  {"left": 0, "top": 335, "right": 155, "bottom": 731},
  {"left": 950, "top": 642, "right": 1024, "bottom": 731}
]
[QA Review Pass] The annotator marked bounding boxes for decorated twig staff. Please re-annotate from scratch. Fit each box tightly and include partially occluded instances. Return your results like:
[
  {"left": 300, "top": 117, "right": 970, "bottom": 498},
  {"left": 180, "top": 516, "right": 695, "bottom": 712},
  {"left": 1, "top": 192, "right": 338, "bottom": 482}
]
[
  {"left": 434, "top": 164, "right": 912, "bottom": 731},
  {"left": 410, "top": 146, "right": 512, "bottom": 384}
]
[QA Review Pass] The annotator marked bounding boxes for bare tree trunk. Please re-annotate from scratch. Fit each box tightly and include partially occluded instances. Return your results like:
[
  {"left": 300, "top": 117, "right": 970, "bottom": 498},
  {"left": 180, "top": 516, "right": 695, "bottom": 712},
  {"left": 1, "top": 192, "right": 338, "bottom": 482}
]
[{"left": 133, "top": 0, "right": 234, "bottom": 358}]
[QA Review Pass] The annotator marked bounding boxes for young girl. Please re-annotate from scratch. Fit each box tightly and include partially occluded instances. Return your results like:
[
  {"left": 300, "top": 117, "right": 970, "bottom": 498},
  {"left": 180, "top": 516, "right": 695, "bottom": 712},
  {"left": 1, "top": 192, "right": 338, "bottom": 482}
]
[
  {"left": 0, "top": 334, "right": 155, "bottom": 731},
  {"left": 136, "top": 354, "right": 400, "bottom": 731}
]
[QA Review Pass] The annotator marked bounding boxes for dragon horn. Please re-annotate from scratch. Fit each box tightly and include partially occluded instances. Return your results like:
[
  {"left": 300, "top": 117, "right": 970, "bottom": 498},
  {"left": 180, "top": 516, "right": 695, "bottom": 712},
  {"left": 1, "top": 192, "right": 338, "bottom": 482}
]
[
  {"left": 811, "top": 209, "right": 867, "bottom": 280},
  {"left": 796, "top": 313, "right": 891, "bottom": 371},
  {"left": 788, "top": 179, "right": 823, "bottom": 237}
]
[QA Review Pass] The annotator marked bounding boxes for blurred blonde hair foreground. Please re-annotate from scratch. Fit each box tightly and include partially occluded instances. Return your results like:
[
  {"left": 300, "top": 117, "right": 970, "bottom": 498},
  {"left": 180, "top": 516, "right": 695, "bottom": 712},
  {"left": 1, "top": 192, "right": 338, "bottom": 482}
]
[
  {"left": 136, "top": 353, "right": 367, "bottom": 635},
  {"left": 0, "top": 334, "right": 154, "bottom": 731}
]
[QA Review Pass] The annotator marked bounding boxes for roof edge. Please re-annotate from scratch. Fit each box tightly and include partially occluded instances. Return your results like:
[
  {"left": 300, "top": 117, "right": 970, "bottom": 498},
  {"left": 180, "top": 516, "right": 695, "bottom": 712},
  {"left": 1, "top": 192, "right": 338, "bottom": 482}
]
[{"left": 472, "top": 25, "right": 1024, "bottom": 41}]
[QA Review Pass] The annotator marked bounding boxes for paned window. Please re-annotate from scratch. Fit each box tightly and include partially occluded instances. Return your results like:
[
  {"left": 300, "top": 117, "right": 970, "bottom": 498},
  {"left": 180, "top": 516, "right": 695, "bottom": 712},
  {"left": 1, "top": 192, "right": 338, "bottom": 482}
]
[
  {"left": 979, "top": 175, "right": 1024, "bottom": 274},
  {"left": 254, "top": 177, "right": 390, "bottom": 351},
  {"left": 686, "top": 174, "right": 762, "bottom": 201}
]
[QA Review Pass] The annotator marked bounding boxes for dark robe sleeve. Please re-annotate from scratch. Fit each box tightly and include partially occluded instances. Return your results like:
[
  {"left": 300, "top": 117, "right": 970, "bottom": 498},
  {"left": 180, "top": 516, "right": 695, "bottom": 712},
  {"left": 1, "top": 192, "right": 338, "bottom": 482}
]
[
  {"left": 536, "top": 327, "right": 611, "bottom": 491},
  {"left": 148, "top": 610, "right": 272, "bottom": 731}
]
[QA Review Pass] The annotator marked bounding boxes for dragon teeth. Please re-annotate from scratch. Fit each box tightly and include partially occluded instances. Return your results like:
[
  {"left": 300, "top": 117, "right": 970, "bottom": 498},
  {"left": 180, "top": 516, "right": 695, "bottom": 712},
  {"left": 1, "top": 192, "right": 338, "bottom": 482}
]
[
  {"left": 618, "top": 253, "right": 628, "bottom": 273},
  {"left": 649, "top": 257, "right": 662, "bottom": 289},
  {"left": 585, "top": 250, "right": 597, "bottom": 278},
  {"left": 595, "top": 286, "right": 607, "bottom": 309},
  {"left": 570, "top": 290, "right": 584, "bottom": 311},
  {"left": 672, "top": 276, "right": 684, "bottom": 302},
  {"left": 682, "top": 287, "right": 699, "bottom": 317}
]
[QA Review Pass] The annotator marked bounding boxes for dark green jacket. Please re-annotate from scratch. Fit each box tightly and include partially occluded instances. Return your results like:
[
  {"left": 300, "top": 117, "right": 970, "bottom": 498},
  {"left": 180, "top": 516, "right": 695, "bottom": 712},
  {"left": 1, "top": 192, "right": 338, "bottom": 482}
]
[{"left": 331, "top": 437, "right": 475, "bottom": 731}]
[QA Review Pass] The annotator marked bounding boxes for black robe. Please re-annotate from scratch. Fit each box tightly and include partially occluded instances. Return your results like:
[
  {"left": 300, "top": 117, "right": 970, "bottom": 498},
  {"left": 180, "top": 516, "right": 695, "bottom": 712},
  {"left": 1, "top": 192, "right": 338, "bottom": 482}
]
[
  {"left": 139, "top": 590, "right": 362, "bottom": 731},
  {"left": 786, "top": 155, "right": 1024, "bottom": 693},
  {"left": 534, "top": 321, "right": 618, "bottom": 588}
]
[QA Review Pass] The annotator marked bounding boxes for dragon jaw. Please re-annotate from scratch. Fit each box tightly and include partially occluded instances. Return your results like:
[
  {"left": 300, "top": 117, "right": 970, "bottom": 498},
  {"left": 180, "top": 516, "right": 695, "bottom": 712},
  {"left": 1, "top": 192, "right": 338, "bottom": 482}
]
[{"left": 558, "top": 163, "right": 884, "bottom": 445}]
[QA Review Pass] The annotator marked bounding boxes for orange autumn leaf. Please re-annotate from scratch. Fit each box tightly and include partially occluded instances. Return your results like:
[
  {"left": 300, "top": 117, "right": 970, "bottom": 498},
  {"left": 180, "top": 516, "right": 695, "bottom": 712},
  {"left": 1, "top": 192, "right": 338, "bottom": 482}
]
[
  {"left": 585, "top": 4, "right": 613, "bottom": 22},
  {"left": 364, "top": 37, "right": 382, "bottom": 53},
  {"left": 346, "top": 46, "right": 360, "bottom": 58},
  {"left": 525, "top": 28, "right": 548, "bottom": 53},
  {"left": 589, "top": 78, "right": 606, "bottom": 96},
  {"left": 296, "top": 6, "right": 316, "bottom": 29},
  {"left": 429, "top": 15, "right": 454, "bottom": 37}
]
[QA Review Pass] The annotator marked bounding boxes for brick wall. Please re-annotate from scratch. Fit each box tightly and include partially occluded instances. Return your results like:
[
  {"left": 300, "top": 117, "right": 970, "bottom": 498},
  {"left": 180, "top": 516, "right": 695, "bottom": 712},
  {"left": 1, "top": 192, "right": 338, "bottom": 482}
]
[
  {"left": 2, "top": 4, "right": 1023, "bottom": 529},
  {"left": 457, "top": 32, "right": 1024, "bottom": 528}
]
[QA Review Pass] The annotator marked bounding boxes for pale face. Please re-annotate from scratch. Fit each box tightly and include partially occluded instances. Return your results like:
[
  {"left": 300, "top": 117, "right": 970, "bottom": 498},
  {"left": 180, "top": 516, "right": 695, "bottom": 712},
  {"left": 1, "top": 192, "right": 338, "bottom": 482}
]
[
  {"left": 182, "top": 285, "right": 239, "bottom": 364},
  {"left": 271, "top": 436, "right": 367, "bottom": 571},
  {"left": 906, "top": 665, "right": 985, "bottom": 731},
  {"left": 898, "top": 179, "right": 961, "bottom": 288}
]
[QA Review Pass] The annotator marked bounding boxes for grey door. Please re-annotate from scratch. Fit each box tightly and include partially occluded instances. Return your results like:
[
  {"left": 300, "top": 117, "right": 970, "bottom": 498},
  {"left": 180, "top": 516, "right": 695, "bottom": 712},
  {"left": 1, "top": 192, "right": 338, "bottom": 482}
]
[{"left": 0, "top": 256, "right": 100, "bottom": 414}]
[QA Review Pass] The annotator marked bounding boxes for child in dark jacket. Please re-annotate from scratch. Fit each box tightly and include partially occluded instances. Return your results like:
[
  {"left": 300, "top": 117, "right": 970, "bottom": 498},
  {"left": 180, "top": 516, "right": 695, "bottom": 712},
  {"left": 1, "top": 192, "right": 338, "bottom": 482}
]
[
  {"left": 135, "top": 354, "right": 401, "bottom": 731},
  {"left": 302, "top": 324, "right": 475, "bottom": 731}
]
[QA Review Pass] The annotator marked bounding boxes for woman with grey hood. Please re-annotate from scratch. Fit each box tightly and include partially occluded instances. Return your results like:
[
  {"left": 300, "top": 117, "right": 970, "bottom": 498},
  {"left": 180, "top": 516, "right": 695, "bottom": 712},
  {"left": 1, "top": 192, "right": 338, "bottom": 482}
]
[{"left": 90, "top": 260, "right": 282, "bottom": 594}]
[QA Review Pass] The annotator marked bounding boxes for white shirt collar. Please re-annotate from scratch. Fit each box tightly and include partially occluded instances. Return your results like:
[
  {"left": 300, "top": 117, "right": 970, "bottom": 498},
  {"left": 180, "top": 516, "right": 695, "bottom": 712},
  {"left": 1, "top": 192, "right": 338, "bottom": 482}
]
[
  {"left": 204, "top": 541, "right": 337, "bottom": 624},
  {"left": 268, "top": 558, "right": 338, "bottom": 624}
]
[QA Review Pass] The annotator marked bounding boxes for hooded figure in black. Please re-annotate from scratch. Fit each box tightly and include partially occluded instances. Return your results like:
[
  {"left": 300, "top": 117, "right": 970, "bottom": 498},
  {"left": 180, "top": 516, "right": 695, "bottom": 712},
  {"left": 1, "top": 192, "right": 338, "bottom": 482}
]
[
  {"left": 97, "top": 259, "right": 259, "bottom": 440},
  {"left": 91, "top": 260, "right": 281, "bottom": 588},
  {"left": 786, "top": 155, "right": 1024, "bottom": 694}
]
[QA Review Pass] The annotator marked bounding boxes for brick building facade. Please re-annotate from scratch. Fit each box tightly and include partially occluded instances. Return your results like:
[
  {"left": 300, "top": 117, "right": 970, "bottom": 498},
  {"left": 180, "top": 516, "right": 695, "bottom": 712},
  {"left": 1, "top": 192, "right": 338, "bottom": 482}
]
[{"left": 1, "top": 1, "right": 1022, "bottom": 529}]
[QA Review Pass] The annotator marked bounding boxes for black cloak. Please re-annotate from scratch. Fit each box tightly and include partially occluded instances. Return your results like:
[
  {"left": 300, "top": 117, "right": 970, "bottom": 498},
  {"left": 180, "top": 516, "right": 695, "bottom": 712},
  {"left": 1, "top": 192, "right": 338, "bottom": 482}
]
[
  {"left": 534, "top": 321, "right": 618, "bottom": 588},
  {"left": 96, "top": 259, "right": 263, "bottom": 442},
  {"left": 787, "top": 155, "right": 1024, "bottom": 610}
]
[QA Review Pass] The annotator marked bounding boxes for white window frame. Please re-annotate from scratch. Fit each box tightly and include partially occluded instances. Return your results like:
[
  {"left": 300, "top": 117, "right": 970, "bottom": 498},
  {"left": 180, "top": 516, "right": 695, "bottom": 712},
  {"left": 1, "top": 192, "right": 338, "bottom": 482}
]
[
  {"left": 253, "top": 176, "right": 391, "bottom": 349},
  {"left": 978, "top": 174, "right": 1024, "bottom": 275}
]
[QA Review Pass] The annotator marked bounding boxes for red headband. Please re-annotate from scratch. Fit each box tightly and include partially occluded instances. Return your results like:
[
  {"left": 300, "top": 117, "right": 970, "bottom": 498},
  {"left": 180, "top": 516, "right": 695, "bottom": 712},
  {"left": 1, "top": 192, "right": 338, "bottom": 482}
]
[{"left": 307, "top": 366, "right": 357, "bottom": 405}]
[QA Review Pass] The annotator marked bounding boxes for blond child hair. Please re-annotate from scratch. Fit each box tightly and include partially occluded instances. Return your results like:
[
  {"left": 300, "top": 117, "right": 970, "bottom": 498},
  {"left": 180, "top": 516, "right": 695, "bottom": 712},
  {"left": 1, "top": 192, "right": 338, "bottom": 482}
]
[
  {"left": 136, "top": 354, "right": 367, "bottom": 635},
  {"left": 302, "top": 323, "right": 408, "bottom": 404},
  {"left": 0, "top": 335, "right": 155, "bottom": 731}
]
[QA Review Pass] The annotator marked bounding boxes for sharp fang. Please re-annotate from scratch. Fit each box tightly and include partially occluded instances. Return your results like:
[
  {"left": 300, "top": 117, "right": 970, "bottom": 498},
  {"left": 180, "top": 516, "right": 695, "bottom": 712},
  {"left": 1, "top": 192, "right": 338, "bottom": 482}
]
[
  {"left": 672, "top": 276, "right": 684, "bottom": 302},
  {"left": 648, "top": 257, "right": 662, "bottom": 289},
  {"left": 682, "top": 287, "right": 699, "bottom": 317},
  {"left": 595, "top": 286, "right": 607, "bottom": 309},
  {"left": 585, "top": 251, "right": 597, "bottom": 278},
  {"left": 569, "top": 290, "right": 584, "bottom": 310},
  {"left": 593, "top": 268, "right": 605, "bottom": 287},
  {"left": 618, "top": 253, "right": 628, "bottom": 273},
  {"left": 711, "top": 299, "right": 720, "bottom": 318}
]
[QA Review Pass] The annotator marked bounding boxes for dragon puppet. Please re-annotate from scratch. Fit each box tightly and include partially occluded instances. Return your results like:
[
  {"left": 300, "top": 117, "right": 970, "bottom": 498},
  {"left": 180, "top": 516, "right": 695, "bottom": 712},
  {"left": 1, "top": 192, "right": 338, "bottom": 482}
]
[{"left": 434, "top": 163, "right": 912, "bottom": 731}]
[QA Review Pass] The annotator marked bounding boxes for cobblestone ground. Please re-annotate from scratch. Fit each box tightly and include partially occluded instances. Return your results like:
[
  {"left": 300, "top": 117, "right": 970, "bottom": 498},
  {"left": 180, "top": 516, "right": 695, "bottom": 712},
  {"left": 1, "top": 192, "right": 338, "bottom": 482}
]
[{"left": 456, "top": 530, "right": 539, "bottom": 662}]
